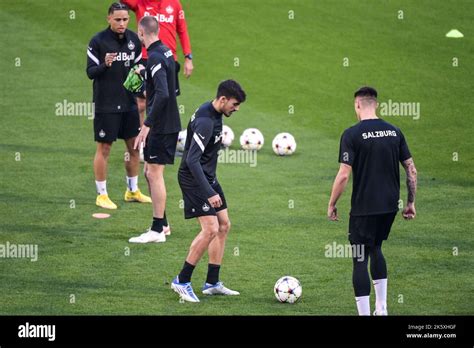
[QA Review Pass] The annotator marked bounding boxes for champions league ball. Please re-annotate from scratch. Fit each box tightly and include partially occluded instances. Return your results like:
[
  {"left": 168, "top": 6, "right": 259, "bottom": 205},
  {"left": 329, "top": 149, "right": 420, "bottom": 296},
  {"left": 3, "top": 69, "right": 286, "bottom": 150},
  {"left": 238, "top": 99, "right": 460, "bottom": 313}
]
[
  {"left": 221, "top": 125, "right": 234, "bottom": 148},
  {"left": 176, "top": 129, "right": 187, "bottom": 153},
  {"left": 240, "top": 128, "right": 264, "bottom": 151},
  {"left": 274, "top": 276, "right": 302, "bottom": 303},
  {"left": 272, "top": 133, "right": 297, "bottom": 156}
]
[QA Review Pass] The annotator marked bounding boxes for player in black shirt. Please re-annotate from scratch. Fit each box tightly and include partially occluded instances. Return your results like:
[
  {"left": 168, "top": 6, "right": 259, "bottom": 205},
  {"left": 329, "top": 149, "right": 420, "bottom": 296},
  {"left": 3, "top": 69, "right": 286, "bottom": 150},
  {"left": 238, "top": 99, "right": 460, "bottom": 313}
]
[
  {"left": 171, "top": 80, "right": 246, "bottom": 302},
  {"left": 86, "top": 2, "right": 151, "bottom": 210},
  {"left": 328, "top": 87, "right": 417, "bottom": 315},
  {"left": 129, "top": 16, "right": 181, "bottom": 243}
]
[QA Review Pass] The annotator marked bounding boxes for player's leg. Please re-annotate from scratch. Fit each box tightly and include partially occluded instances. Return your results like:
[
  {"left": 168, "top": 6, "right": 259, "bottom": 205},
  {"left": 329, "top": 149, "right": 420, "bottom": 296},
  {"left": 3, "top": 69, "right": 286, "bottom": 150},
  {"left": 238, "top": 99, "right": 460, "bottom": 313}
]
[
  {"left": 119, "top": 110, "right": 150, "bottom": 203},
  {"left": 370, "top": 243, "right": 388, "bottom": 315},
  {"left": 185, "top": 215, "right": 219, "bottom": 266},
  {"left": 124, "top": 137, "right": 140, "bottom": 177},
  {"left": 129, "top": 133, "right": 177, "bottom": 243},
  {"left": 171, "top": 215, "right": 219, "bottom": 302},
  {"left": 128, "top": 162, "right": 166, "bottom": 243},
  {"left": 93, "top": 113, "right": 119, "bottom": 209},
  {"left": 208, "top": 209, "right": 230, "bottom": 266},
  {"left": 202, "top": 208, "right": 240, "bottom": 295},
  {"left": 123, "top": 136, "right": 151, "bottom": 203},
  {"left": 94, "top": 142, "right": 113, "bottom": 206},
  {"left": 144, "top": 166, "right": 171, "bottom": 236},
  {"left": 146, "top": 162, "right": 167, "bottom": 229},
  {"left": 370, "top": 212, "right": 396, "bottom": 315},
  {"left": 349, "top": 214, "right": 376, "bottom": 315},
  {"left": 352, "top": 244, "right": 371, "bottom": 315},
  {"left": 94, "top": 142, "right": 111, "bottom": 182}
]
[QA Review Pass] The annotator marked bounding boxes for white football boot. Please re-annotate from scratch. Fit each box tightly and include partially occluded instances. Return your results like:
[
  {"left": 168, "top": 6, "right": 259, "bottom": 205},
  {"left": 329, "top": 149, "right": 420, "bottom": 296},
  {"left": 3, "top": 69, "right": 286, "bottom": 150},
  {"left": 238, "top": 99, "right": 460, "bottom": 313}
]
[
  {"left": 128, "top": 229, "right": 166, "bottom": 243},
  {"left": 202, "top": 282, "right": 240, "bottom": 295}
]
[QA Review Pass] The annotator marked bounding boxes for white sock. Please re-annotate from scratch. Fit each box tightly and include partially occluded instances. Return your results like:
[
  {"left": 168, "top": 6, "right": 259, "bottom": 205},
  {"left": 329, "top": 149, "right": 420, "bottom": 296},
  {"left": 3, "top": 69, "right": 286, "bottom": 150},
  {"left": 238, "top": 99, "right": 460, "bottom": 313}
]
[
  {"left": 126, "top": 176, "right": 138, "bottom": 192},
  {"left": 355, "top": 295, "right": 370, "bottom": 316},
  {"left": 373, "top": 278, "right": 388, "bottom": 313},
  {"left": 95, "top": 180, "right": 107, "bottom": 195}
]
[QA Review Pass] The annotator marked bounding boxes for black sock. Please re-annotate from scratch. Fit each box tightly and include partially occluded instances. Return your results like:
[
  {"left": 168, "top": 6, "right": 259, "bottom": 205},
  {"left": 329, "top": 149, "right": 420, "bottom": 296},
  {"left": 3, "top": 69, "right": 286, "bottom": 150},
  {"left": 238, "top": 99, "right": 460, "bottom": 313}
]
[
  {"left": 163, "top": 212, "right": 168, "bottom": 227},
  {"left": 178, "top": 261, "right": 195, "bottom": 283},
  {"left": 151, "top": 217, "right": 164, "bottom": 233},
  {"left": 206, "top": 264, "right": 221, "bottom": 285}
]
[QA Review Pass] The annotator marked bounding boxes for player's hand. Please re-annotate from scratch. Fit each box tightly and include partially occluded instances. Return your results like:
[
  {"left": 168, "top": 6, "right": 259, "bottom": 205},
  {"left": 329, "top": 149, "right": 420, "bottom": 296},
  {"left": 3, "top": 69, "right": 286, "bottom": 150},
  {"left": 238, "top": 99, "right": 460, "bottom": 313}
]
[
  {"left": 105, "top": 53, "right": 117, "bottom": 67},
  {"left": 135, "top": 64, "right": 145, "bottom": 75},
  {"left": 327, "top": 205, "right": 338, "bottom": 221},
  {"left": 134, "top": 125, "right": 150, "bottom": 151},
  {"left": 183, "top": 58, "right": 193, "bottom": 78},
  {"left": 208, "top": 194, "right": 222, "bottom": 208},
  {"left": 402, "top": 203, "right": 416, "bottom": 220}
]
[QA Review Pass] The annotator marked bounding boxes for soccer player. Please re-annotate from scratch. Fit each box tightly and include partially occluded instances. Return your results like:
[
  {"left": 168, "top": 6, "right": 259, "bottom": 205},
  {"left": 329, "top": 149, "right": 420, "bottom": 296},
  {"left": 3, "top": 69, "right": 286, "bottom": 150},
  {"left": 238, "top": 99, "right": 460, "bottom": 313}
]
[
  {"left": 171, "top": 80, "right": 246, "bottom": 303},
  {"left": 87, "top": 2, "right": 151, "bottom": 209},
  {"left": 129, "top": 16, "right": 181, "bottom": 243},
  {"left": 121, "top": 0, "right": 193, "bottom": 125},
  {"left": 328, "top": 87, "right": 417, "bottom": 315}
]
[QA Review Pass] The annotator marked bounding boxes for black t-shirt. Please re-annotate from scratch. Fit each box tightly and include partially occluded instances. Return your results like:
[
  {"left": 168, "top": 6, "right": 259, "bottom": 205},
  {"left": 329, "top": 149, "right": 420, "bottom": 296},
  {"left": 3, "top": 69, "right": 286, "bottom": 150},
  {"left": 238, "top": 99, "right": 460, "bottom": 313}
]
[
  {"left": 86, "top": 28, "right": 142, "bottom": 113},
  {"left": 338, "top": 119, "right": 411, "bottom": 216},
  {"left": 178, "top": 102, "right": 223, "bottom": 198},
  {"left": 143, "top": 40, "right": 181, "bottom": 134}
]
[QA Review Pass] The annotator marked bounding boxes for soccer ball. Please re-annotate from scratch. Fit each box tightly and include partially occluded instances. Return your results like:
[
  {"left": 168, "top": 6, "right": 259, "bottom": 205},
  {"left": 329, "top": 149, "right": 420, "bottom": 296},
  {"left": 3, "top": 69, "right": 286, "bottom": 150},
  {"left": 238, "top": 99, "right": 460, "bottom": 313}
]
[
  {"left": 176, "top": 129, "right": 187, "bottom": 153},
  {"left": 240, "top": 128, "right": 264, "bottom": 151},
  {"left": 272, "top": 133, "right": 297, "bottom": 156},
  {"left": 274, "top": 276, "right": 302, "bottom": 303},
  {"left": 221, "top": 125, "right": 234, "bottom": 147}
]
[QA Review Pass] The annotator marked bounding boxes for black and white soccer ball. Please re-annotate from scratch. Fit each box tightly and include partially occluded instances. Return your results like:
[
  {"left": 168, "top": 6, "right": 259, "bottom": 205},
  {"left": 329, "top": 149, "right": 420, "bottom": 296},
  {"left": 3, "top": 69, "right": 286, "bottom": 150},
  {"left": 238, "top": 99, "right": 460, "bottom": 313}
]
[
  {"left": 240, "top": 128, "right": 264, "bottom": 151},
  {"left": 272, "top": 132, "right": 297, "bottom": 156},
  {"left": 221, "top": 125, "right": 234, "bottom": 148},
  {"left": 274, "top": 276, "right": 302, "bottom": 303},
  {"left": 176, "top": 129, "right": 187, "bottom": 153}
]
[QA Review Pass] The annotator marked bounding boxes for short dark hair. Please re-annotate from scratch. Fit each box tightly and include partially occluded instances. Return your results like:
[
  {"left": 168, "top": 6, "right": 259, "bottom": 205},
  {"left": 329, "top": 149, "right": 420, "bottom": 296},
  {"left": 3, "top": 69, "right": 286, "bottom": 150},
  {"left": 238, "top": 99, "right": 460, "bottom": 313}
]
[
  {"left": 139, "top": 16, "right": 159, "bottom": 35},
  {"left": 216, "top": 80, "right": 246, "bottom": 103},
  {"left": 354, "top": 86, "right": 378, "bottom": 99},
  {"left": 108, "top": 2, "right": 129, "bottom": 15}
]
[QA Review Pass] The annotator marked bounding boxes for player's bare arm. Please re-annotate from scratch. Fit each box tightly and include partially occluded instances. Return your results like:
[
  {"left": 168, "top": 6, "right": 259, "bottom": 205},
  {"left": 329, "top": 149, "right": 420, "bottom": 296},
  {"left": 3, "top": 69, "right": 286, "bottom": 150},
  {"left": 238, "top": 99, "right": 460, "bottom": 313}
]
[
  {"left": 184, "top": 57, "right": 193, "bottom": 78},
  {"left": 402, "top": 157, "right": 417, "bottom": 220},
  {"left": 328, "top": 163, "right": 352, "bottom": 221},
  {"left": 133, "top": 125, "right": 150, "bottom": 150}
]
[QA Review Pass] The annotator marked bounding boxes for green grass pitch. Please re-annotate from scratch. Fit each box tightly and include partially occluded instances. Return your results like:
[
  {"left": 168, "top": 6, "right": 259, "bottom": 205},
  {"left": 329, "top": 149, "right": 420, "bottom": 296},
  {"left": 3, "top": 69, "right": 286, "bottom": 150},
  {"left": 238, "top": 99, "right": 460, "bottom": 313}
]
[{"left": 0, "top": 0, "right": 473, "bottom": 315}]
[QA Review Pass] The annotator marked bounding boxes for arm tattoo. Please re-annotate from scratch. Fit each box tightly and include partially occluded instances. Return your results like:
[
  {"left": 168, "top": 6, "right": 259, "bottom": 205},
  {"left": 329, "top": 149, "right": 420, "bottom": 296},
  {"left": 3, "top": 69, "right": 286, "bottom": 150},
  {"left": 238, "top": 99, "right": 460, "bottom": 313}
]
[{"left": 403, "top": 158, "right": 417, "bottom": 203}]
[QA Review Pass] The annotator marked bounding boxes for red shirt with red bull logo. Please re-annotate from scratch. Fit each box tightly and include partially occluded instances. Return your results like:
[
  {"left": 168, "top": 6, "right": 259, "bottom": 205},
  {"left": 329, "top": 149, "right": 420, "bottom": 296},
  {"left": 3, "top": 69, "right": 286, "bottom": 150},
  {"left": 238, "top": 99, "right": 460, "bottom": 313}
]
[{"left": 121, "top": 0, "right": 192, "bottom": 60}]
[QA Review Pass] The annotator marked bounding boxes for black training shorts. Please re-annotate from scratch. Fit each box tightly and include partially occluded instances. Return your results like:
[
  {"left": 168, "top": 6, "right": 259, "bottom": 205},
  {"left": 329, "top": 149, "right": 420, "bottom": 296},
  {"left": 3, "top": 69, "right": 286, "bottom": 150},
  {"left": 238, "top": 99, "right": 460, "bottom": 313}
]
[
  {"left": 94, "top": 111, "right": 140, "bottom": 143},
  {"left": 179, "top": 181, "right": 227, "bottom": 219},
  {"left": 144, "top": 132, "right": 179, "bottom": 165},
  {"left": 348, "top": 212, "right": 397, "bottom": 246}
]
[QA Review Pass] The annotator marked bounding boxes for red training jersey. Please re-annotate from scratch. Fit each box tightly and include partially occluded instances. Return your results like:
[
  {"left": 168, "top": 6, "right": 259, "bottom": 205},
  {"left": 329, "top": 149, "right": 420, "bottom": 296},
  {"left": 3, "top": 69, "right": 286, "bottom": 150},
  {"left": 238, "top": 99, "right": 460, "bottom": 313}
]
[{"left": 121, "top": 0, "right": 192, "bottom": 61}]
